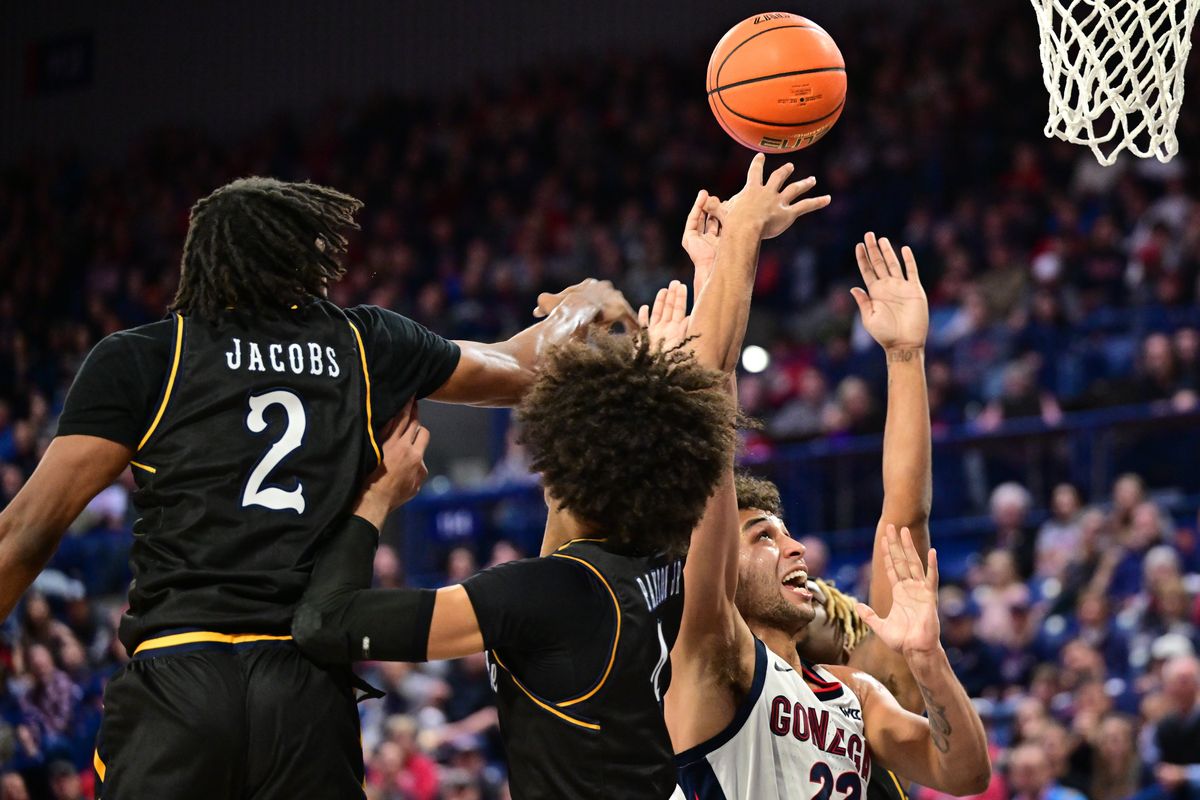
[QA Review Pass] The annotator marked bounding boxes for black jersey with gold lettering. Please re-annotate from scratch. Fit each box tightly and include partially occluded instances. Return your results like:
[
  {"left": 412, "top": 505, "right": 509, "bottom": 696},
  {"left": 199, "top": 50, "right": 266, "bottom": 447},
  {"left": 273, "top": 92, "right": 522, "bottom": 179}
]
[
  {"left": 463, "top": 538, "right": 685, "bottom": 799},
  {"left": 57, "top": 300, "right": 460, "bottom": 652},
  {"left": 120, "top": 303, "right": 378, "bottom": 650}
]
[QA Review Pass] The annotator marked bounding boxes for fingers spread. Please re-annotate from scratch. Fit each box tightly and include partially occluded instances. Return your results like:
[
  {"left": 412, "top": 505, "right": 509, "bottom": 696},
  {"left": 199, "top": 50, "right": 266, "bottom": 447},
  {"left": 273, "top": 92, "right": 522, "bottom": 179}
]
[
  {"left": 747, "top": 152, "right": 766, "bottom": 185},
  {"left": 790, "top": 195, "right": 831, "bottom": 216},
  {"left": 683, "top": 190, "right": 708, "bottom": 241},
  {"left": 768, "top": 161, "right": 796, "bottom": 189},
  {"left": 855, "top": 242, "right": 879, "bottom": 284},
  {"left": 849, "top": 287, "right": 871, "bottom": 315},
  {"left": 926, "top": 548, "right": 940, "bottom": 591},
  {"left": 899, "top": 526, "right": 924, "bottom": 577},
  {"left": 879, "top": 237, "right": 902, "bottom": 279},
  {"left": 886, "top": 524, "right": 914, "bottom": 581},
  {"left": 781, "top": 176, "right": 817, "bottom": 204},
  {"left": 901, "top": 245, "right": 919, "bottom": 282}
]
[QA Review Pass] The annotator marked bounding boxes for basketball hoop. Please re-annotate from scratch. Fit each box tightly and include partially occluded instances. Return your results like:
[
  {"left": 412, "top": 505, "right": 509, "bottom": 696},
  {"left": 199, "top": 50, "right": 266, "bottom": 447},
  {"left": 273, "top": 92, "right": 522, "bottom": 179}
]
[{"left": 1029, "top": 0, "right": 1200, "bottom": 165}]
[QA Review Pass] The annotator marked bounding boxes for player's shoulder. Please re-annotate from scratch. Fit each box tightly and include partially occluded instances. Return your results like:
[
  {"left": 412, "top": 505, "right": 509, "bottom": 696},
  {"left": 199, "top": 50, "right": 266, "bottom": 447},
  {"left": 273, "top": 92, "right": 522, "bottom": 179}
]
[{"left": 89, "top": 317, "right": 177, "bottom": 363}]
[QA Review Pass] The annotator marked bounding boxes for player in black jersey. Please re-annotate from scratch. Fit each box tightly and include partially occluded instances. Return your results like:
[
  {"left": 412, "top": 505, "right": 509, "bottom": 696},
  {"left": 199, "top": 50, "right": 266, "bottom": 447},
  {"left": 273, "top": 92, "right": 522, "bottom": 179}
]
[
  {"left": 0, "top": 177, "right": 637, "bottom": 799},
  {"left": 289, "top": 155, "right": 830, "bottom": 798}
]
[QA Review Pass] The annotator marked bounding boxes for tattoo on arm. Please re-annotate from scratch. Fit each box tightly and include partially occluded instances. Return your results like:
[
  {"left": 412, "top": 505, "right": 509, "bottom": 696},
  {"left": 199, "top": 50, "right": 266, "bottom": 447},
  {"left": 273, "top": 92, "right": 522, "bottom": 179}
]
[
  {"left": 917, "top": 681, "right": 951, "bottom": 754},
  {"left": 887, "top": 349, "right": 919, "bottom": 363}
]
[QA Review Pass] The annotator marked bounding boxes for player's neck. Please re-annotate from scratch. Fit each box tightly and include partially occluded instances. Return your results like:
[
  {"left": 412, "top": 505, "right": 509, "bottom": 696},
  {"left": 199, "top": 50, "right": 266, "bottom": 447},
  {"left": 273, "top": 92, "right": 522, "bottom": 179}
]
[
  {"left": 538, "top": 504, "right": 598, "bottom": 556},
  {"left": 750, "top": 622, "right": 806, "bottom": 671}
]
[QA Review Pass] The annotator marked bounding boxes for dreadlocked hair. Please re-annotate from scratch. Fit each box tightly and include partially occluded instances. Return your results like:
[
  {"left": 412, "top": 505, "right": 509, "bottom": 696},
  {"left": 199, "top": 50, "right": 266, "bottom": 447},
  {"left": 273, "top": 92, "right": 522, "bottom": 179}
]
[
  {"left": 517, "top": 330, "right": 737, "bottom": 557},
  {"left": 171, "top": 177, "right": 363, "bottom": 321},
  {"left": 813, "top": 578, "right": 870, "bottom": 652}
]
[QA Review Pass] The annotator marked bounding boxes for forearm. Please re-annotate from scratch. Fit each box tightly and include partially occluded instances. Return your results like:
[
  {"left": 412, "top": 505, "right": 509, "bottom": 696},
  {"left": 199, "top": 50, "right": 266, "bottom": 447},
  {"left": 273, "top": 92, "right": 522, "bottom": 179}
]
[
  {"left": 689, "top": 224, "right": 762, "bottom": 372},
  {"left": 880, "top": 348, "right": 931, "bottom": 539},
  {"left": 905, "top": 646, "right": 991, "bottom": 794},
  {"left": 292, "top": 515, "right": 436, "bottom": 665},
  {"left": 0, "top": 511, "right": 63, "bottom": 620}
]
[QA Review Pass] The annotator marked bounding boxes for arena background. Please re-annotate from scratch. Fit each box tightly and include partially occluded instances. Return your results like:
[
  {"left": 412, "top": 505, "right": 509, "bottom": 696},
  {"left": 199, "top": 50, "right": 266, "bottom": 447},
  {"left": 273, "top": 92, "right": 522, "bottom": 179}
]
[{"left": 4, "top": 1, "right": 1200, "bottom": 798}]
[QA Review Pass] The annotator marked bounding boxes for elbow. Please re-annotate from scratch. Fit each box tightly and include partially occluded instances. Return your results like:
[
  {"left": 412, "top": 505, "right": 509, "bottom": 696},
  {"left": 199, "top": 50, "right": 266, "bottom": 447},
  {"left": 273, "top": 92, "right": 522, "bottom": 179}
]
[
  {"left": 942, "top": 760, "right": 992, "bottom": 796},
  {"left": 291, "top": 601, "right": 351, "bottom": 668}
]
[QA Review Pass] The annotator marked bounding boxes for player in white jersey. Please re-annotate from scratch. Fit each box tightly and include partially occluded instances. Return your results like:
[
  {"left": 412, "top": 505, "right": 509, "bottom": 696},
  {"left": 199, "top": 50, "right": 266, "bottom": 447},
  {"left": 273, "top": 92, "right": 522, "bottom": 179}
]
[{"left": 665, "top": 229, "right": 992, "bottom": 800}]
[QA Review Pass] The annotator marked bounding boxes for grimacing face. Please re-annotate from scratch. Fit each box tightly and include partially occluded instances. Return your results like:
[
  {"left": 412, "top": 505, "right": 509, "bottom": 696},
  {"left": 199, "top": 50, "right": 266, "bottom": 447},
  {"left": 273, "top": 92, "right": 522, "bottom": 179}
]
[{"left": 734, "top": 507, "right": 816, "bottom": 634}]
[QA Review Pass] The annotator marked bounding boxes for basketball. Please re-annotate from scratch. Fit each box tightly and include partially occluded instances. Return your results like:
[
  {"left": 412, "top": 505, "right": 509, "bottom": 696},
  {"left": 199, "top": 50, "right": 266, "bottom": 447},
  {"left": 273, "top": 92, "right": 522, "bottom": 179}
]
[{"left": 707, "top": 12, "right": 847, "bottom": 153}]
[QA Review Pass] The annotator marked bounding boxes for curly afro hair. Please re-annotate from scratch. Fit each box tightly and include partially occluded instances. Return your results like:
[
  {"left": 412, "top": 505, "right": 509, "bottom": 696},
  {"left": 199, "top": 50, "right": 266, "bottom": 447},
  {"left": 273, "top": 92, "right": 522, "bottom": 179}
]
[
  {"left": 517, "top": 331, "right": 737, "bottom": 556},
  {"left": 734, "top": 472, "right": 783, "bottom": 517}
]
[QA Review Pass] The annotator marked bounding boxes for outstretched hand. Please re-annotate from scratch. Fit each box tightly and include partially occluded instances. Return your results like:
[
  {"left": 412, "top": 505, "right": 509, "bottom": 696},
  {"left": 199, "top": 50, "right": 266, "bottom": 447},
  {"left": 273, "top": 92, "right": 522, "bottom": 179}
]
[
  {"left": 851, "top": 233, "right": 929, "bottom": 352},
  {"left": 638, "top": 280, "right": 689, "bottom": 352},
  {"left": 532, "top": 278, "right": 639, "bottom": 332},
  {"left": 681, "top": 190, "right": 722, "bottom": 299},
  {"left": 855, "top": 525, "right": 941, "bottom": 656},
  {"left": 704, "top": 153, "right": 831, "bottom": 240}
]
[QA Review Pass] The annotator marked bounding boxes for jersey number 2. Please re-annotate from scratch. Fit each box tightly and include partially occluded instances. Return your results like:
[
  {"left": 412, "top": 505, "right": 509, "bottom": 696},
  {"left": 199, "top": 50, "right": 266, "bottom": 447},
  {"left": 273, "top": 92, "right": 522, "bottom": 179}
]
[{"left": 242, "top": 389, "right": 306, "bottom": 514}]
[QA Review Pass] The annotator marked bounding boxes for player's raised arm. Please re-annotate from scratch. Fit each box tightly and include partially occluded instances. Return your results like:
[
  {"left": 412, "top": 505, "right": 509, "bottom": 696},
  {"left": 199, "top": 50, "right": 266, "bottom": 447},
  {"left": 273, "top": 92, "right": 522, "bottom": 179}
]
[
  {"left": 678, "top": 156, "right": 829, "bottom": 634},
  {"left": 666, "top": 155, "right": 829, "bottom": 747},
  {"left": 845, "top": 233, "right": 931, "bottom": 714},
  {"left": 0, "top": 437, "right": 133, "bottom": 620},
  {"left": 430, "top": 278, "right": 638, "bottom": 407},
  {"left": 828, "top": 526, "right": 991, "bottom": 796}
]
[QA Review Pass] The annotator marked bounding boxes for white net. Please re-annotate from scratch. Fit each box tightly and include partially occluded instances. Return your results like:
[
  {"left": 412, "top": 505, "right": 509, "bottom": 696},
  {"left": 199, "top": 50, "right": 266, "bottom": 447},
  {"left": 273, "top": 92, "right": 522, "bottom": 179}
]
[{"left": 1029, "top": 0, "right": 1200, "bottom": 165}]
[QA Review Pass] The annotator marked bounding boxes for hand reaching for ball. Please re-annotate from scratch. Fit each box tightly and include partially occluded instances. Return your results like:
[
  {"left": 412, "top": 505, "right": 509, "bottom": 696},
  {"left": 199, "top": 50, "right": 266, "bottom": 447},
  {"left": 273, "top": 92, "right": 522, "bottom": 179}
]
[{"left": 704, "top": 154, "right": 831, "bottom": 240}]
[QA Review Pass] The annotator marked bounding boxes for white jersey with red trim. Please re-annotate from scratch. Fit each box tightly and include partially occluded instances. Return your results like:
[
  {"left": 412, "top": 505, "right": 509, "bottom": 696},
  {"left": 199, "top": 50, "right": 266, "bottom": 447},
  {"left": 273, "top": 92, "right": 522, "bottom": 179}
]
[{"left": 675, "top": 638, "right": 871, "bottom": 800}]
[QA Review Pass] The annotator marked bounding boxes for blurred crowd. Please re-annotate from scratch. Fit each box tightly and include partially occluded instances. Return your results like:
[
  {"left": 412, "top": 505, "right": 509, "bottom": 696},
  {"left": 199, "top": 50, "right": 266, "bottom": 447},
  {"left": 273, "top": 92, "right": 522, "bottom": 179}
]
[{"left": 5, "top": 0, "right": 1200, "bottom": 797}]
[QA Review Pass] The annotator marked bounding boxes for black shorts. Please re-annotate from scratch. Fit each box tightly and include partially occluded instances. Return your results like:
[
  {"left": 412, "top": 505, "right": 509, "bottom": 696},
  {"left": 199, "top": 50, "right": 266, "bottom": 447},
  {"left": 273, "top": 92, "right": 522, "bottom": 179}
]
[{"left": 94, "top": 634, "right": 365, "bottom": 800}]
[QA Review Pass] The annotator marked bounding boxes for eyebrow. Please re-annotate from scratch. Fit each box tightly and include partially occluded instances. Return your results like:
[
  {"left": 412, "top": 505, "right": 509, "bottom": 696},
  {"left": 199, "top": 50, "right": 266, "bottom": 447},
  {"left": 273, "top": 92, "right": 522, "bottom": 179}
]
[{"left": 741, "top": 516, "right": 770, "bottom": 532}]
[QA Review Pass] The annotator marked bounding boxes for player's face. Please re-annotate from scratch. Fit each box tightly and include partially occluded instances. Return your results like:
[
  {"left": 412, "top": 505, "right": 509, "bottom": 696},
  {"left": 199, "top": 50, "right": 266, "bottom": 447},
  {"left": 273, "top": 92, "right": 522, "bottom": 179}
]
[
  {"left": 734, "top": 508, "right": 815, "bottom": 633},
  {"left": 795, "top": 580, "right": 850, "bottom": 665}
]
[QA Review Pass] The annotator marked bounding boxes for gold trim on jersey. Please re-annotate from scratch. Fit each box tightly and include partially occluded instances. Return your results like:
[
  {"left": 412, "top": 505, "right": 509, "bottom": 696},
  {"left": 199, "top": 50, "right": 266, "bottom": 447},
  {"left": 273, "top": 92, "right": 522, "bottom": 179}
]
[
  {"left": 346, "top": 321, "right": 381, "bottom": 465},
  {"left": 132, "top": 630, "right": 293, "bottom": 655},
  {"left": 490, "top": 650, "right": 601, "bottom": 731},
  {"left": 550, "top": 552, "right": 621, "bottom": 708},
  {"left": 93, "top": 749, "right": 106, "bottom": 782},
  {"left": 129, "top": 461, "right": 157, "bottom": 474},
  {"left": 887, "top": 769, "right": 909, "bottom": 800},
  {"left": 554, "top": 538, "right": 605, "bottom": 551},
  {"left": 137, "top": 313, "right": 184, "bottom": 451}
]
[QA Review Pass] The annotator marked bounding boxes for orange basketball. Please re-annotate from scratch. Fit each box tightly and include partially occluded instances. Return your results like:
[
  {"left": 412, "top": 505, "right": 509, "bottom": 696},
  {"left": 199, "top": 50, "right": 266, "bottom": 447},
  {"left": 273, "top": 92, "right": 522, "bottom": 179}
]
[{"left": 707, "top": 12, "right": 846, "bottom": 153}]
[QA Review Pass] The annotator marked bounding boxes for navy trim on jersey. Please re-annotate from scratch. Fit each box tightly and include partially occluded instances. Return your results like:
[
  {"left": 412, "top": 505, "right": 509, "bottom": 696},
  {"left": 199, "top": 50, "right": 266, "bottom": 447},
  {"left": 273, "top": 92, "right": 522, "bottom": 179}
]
[
  {"left": 674, "top": 638, "right": 768, "bottom": 766},
  {"left": 677, "top": 757, "right": 731, "bottom": 800},
  {"left": 801, "top": 660, "right": 846, "bottom": 700}
]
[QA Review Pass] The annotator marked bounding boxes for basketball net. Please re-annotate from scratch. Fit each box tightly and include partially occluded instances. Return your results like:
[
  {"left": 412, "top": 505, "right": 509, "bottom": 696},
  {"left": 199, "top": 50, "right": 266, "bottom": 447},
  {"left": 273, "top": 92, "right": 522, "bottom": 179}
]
[{"left": 1029, "top": 0, "right": 1200, "bottom": 165}]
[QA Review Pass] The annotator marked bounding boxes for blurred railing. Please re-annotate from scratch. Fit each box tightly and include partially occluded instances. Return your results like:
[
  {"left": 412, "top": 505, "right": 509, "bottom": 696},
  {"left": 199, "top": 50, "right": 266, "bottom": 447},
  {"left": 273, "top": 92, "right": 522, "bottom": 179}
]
[{"left": 398, "top": 403, "right": 1200, "bottom": 585}]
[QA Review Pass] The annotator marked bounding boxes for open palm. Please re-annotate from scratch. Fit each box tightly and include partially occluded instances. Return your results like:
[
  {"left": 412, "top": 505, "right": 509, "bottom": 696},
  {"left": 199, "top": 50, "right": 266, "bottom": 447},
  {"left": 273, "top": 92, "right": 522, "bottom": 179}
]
[
  {"left": 851, "top": 233, "right": 929, "bottom": 351},
  {"left": 855, "top": 525, "right": 941, "bottom": 655}
]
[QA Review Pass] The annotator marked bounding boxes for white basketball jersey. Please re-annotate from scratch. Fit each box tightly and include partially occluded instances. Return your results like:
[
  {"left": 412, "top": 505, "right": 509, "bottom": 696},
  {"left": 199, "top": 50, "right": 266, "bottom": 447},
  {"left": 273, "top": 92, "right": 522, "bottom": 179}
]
[{"left": 676, "top": 638, "right": 871, "bottom": 800}]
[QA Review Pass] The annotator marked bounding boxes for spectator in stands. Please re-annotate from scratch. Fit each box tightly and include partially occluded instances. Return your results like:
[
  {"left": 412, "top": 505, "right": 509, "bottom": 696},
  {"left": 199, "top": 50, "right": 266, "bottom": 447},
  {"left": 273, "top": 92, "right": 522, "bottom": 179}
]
[
  {"left": 1151, "top": 655, "right": 1200, "bottom": 795},
  {"left": 942, "top": 587, "right": 1004, "bottom": 698},
  {"left": 1089, "top": 713, "right": 1148, "bottom": 800},
  {"left": 1005, "top": 742, "right": 1086, "bottom": 800},
  {"left": 1036, "top": 484, "right": 1084, "bottom": 580},
  {"left": 0, "top": 771, "right": 29, "bottom": 800},
  {"left": 16, "top": 644, "right": 79, "bottom": 755},
  {"left": 46, "top": 759, "right": 84, "bottom": 800},
  {"left": 988, "top": 483, "right": 1038, "bottom": 579},
  {"left": 975, "top": 360, "right": 1063, "bottom": 431},
  {"left": 1109, "top": 502, "right": 1170, "bottom": 600}
]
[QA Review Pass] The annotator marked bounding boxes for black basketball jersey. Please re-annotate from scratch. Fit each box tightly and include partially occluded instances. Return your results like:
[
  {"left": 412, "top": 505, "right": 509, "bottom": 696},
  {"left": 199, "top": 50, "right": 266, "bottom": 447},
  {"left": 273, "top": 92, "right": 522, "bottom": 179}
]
[
  {"left": 868, "top": 768, "right": 910, "bottom": 800},
  {"left": 119, "top": 301, "right": 379, "bottom": 650},
  {"left": 487, "top": 539, "right": 685, "bottom": 799}
]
